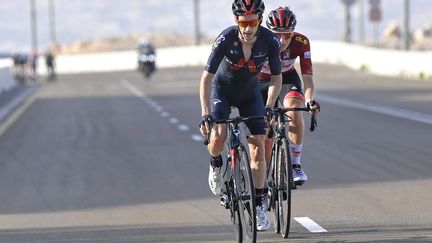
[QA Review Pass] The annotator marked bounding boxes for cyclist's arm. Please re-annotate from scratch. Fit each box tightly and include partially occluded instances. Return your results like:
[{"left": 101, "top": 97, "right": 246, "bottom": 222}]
[
  {"left": 199, "top": 70, "right": 214, "bottom": 116},
  {"left": 302, "top": 74, "right": 315, "bottom": 101},
  {"left": 266, "top": 74, "right": 282, "bottom": 108},
  {"left": 266, "top": 33, "right": 282, "bottom": 108}
]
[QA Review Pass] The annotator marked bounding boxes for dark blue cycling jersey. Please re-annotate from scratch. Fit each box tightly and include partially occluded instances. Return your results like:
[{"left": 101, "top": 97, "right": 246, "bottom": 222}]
[
  {"left": 206, "top": 26, "right": 281, "bottom": 84},
  {"left": 205, "top": 26, "right": 281, "bottom": 135}
]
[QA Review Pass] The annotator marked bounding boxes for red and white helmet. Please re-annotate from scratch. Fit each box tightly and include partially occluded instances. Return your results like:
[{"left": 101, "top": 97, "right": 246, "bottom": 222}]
[
  {"left": 232, "top": 0, "right": 265, "bottom": 17},
  {"left": 266, "top": 7, "right": 297, "bottom": 32}
]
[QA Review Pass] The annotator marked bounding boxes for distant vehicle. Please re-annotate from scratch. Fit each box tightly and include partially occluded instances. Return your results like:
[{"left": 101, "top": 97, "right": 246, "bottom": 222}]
[{"left": 137, "top": 39, "right": 156, "bottom": 79}]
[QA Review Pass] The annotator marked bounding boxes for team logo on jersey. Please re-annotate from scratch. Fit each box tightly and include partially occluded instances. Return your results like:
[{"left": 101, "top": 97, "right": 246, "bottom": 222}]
[
  {"left": 254, "top": 51, "right": 267, "bottom": 58},
  {"left": 212, "top": 35, "right": 226, "bottom": 50},
  {"left": 295, "top": 36, "right": 309, "bottom": 46},
  {"left": 304, "top": 51, "right": 311, "bottom": 59},
  {"left": 230, "top": 58, "right": 258, "bottom": 73},
  {"left": 212, "top": 99, "right": 222, "bottom": 107}
]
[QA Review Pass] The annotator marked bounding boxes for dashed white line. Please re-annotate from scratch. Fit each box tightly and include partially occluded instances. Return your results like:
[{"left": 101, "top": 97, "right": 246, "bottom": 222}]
[
  {"left": 169, "top": 118, "right": 179, "bottom": 124},
  {"left": 191, "top": 134, "right": 204, "bottom": 142},
  {"left": 122, "top": 80, "right": 201, "bottom": 142},
  {"left": 294, "top": 217, "right": 327, "bottom": 233},
  {"left": 178, "top": 124, "right": 189, "bottom": 131}
]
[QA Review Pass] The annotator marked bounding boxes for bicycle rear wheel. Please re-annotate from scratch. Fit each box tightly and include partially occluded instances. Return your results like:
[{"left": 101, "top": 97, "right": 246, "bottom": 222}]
[
  {"left": 277, "top": 138, "right": 292, "bottom": 238},
  {"left": 268, "top": 143, "right": 280, "bottom": 233},
  {"left": 234, "top": 144, "right": 257, "bottom": 243}
]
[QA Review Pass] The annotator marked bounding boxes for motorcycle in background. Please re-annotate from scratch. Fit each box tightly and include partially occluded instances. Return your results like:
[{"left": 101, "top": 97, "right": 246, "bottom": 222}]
[{"left": 137, "top": 39, "right": 156, "bottom": 79}]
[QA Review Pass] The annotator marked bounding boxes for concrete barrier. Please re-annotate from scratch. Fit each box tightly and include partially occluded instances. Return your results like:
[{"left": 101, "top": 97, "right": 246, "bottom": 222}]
[
  {"left": 50, "top": 41, "right": 432, "bottom": 80},
  {"left": 1, "top": 41, "right": 432, "bottom": 94},
  {"left": 311, "top": 41, "right": 432, "bottom": 79},
  {"left": 0, "top": 59, "right": 15, "bottom": 95}
]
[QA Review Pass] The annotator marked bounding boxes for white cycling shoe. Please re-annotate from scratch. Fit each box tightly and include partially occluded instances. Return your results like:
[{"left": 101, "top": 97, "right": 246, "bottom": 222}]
[
  {"left": 256, "top": 204, "right": 270, "bottom": 231},
  {"left": 293, "top": 164, "right": 308, "bottom": 184},
  {"left": 208, "top": 165, "right": 223, "bottom": 195}
]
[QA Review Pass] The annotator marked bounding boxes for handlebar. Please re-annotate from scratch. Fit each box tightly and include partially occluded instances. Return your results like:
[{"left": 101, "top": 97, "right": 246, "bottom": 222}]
[
  {"left": 269, "top": 107, "right": 318, "bottom": 136},
  {"left": 203, "top": 116, "right": 264, "bottom": 145}
]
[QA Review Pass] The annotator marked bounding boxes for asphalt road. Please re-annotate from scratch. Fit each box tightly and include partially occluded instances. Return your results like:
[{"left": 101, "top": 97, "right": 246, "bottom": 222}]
[{"left": 0, "top": 64, "right": 431, "bottom": 242}]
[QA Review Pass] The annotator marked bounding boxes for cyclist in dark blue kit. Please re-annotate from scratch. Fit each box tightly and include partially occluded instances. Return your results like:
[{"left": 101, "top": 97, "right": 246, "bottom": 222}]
[{"left": 199, "top": 0, "right": 282, "bottom": 231}]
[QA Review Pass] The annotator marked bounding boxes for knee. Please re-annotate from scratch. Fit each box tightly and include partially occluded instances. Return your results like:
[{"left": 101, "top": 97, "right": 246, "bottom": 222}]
[
  {"left": 249, "top": 136, "right": 265, "bottom": 159},
  {"left": 211, "top": 133, "right": 225, "bottom": 148}
]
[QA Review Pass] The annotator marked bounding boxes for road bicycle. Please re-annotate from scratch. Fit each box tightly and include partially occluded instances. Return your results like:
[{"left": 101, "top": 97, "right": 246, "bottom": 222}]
[
  {"left": 267, "top": 107, "right": 317, "bottom": 238},
  {"left": 204, "top": 115, "right": 264, "bottom": 243}
]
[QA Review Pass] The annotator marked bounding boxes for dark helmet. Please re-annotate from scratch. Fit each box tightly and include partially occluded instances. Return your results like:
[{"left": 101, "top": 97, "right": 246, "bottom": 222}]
[
  {"left": 232, "top": 0, "right": 265, "bottom": 17},
  {"left": 266, "top": 7, "right": 297, "bottom": 32}
]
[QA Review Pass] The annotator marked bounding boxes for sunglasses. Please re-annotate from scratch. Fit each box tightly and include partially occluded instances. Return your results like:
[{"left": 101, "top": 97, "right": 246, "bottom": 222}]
[
  {"left": 236, "top": 19, "right": 260, "bottom": 28},
  {"left": 275, "top": 32, "right": 293, "bottom": 39}
]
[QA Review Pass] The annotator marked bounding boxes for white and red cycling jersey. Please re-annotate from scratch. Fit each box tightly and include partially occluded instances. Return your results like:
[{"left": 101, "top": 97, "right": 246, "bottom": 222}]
[{"left": 259, "top": 32, "right": 313, "bottom": 80}]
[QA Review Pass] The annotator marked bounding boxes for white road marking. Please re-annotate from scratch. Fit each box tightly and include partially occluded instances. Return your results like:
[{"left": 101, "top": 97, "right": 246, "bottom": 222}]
[
  {"left": 294, "top": 217, "right": 327, "bottom": 233},
  {"left": 319, "top": 95, "right": 432, "bottom": 125},
  {"left": 169, "top": 118, "right": 179, "bottom": 124},
  {"left": 178, "top": 124, "right": 189, "bottom": 131},
  {"left": 191, "top": 134, "right": 203, "bottom": 142},
  {"left": 122, "top": 80, "right": 199, "bottom": 142}
]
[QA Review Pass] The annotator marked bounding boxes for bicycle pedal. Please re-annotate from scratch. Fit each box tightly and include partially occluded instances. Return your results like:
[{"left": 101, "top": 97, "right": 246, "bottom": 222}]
[
  {"left": 220, "top": 193, "right": 230, "bottom": 209},
  {"left": 294, "top": 180, "right": 305, "bottom": 186}
]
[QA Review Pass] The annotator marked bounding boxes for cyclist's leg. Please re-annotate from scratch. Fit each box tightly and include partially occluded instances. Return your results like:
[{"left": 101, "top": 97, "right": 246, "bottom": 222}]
[
  {"left": 209, "top": 82, "right": 231, "bottom": 158},
  {"left": 238, "top": 84, "right": 266, "bottom": 189},
  {"left": 207, "top": 83, "right": 231, "bottom": 195},
  {"left": 239, "top": 83, "right": 270, "bottom": 230},
  {"left": 281, "top": 70, "right": 305, "bottom": 148},
  {"left": 258, "top": 80, "right": 274, "bottom": 170},
  {"left": 282, "top": 71, "right": 308, "bottom": 183}
]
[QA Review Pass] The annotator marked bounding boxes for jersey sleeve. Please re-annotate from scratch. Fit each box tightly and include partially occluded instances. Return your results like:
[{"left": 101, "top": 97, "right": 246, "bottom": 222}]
[
  {"left": 267, "top": 35, "right": 282, "bottom": 75},
  {"left": 205, "top": 32, "right": 229, "bottom": 74},
  {"left": 297, "top": 36, "right": 313, "bottom": 76}
]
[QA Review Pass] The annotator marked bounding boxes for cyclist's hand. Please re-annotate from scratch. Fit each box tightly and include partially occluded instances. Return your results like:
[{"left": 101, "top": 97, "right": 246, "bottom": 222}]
[
  {"left": 264, "top": 107, "right": 275, "bottom": 124},
  {"left": 306, "top": 99, "right": 320, "bottom": 115},
  {"left": 199, "top": 114, "right": 214, "bottom": 136}
]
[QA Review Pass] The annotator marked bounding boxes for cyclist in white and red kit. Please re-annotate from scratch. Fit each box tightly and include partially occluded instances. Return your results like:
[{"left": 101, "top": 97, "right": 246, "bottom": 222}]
[{"left": 259, "top": 6, "right": 320, "bottom": 184}]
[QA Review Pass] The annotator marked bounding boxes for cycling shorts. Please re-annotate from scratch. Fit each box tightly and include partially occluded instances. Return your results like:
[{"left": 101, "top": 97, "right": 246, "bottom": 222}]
[
  {"left": 211, "top": 81, "right": 266, "bottom": 135},
  {"left": 259, "top": 69, "right": 304, "bottom": 105}
]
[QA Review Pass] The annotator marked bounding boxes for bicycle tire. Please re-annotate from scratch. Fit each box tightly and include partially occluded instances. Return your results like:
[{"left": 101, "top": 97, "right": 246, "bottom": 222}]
[
  {"left": 269, "top": 143, "right": 280, "bottom": 233},
  {"left": 234, "top": 144, "right": 257, "bottom": 243},
  {"left": 277, "top": 138, "right": 292, "bottom": 238}
]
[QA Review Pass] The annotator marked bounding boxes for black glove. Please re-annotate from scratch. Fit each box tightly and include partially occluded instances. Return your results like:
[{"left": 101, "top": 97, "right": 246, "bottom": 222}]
[
  {"left": 199, "top": 114, "right": 214, "bottom": 129},
  {"left": 306, "top": 99, "right": 321, "bottom": 112},
  {"left": 264, "top": 107, "right": 275, "bottom": 122}
]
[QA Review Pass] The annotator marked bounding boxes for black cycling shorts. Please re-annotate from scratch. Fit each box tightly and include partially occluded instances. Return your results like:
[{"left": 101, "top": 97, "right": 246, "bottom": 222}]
[{"left": 211, "top": 81, "right": 265, "bottom": 135}]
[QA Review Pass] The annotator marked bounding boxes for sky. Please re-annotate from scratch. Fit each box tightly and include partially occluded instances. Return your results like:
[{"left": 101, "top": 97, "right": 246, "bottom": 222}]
[{"left": 0, "top": 0, "right": 431, "bottom": 53}]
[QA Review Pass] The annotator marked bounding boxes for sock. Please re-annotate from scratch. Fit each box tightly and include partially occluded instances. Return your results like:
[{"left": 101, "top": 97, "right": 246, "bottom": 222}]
[
  {"left": 210, "top": 155, "right": 223, "bottom": 168},
  {"left": 255, "top": 188, "right": 268, "bottom": 206},
  {"left": 290, "top": 144, "right": 303, "bottom": 165}
]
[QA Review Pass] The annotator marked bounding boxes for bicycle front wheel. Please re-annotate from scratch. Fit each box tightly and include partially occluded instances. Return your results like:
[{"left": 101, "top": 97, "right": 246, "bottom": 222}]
[
  {"left": 269, "top": 142, "right": 280, "bottom": 233},
  {"left": 234, "top": 144, "right": 257, "bottom": 243},
  {"left": 277, "top": 138, "right": 292, "bottom": 238}
]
